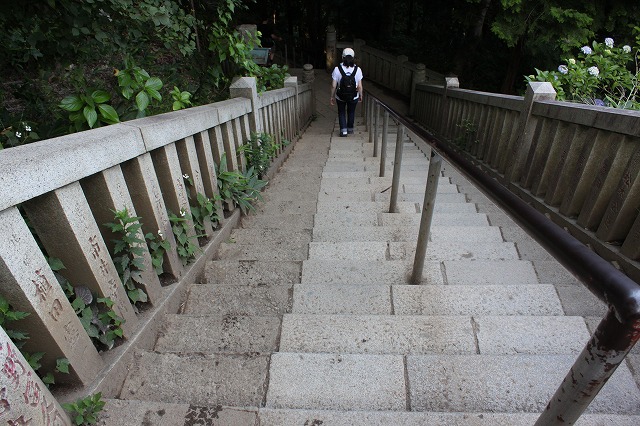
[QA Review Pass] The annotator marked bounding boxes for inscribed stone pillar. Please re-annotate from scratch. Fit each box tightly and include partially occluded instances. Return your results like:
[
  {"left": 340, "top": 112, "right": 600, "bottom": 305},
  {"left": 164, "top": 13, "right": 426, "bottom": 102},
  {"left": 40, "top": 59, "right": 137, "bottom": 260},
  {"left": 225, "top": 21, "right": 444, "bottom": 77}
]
[
  {"left": 410, "top": 63, "right": 427, "bottom": 117},
  {"left": 0, "top": 327, "right": 71, "bottom": 425},
  {"left": 120, "top": 153, "right": 184, "bottom": 279},
  {"left": 22, "top": 183, "right": 138, "bottom": 336},
  {"left": 81, "top": 165, "right": 161, "bottom": 304},
  {"left": 0, "top": 207, "right": 103, "bottom": 385},
  {"left": 230, "top": 77, "right": 261, "bottom": 135}
]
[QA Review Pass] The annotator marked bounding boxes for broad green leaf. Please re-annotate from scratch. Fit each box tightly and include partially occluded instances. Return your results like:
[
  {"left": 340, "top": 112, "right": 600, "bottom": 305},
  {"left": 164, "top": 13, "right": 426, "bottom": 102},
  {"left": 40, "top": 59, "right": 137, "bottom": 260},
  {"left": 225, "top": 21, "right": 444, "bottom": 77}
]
[
  {"left": 83, "top": 106, "right": 97, "bottom": 128},
  {"left": 145, "top": 77, "right": 163, "bottom": 91},
  {"left": 91, "top": 90, "right": 111, "bottom": 103},
  {"left": 98, "top": 104, "right": 120, "bottom": 124},
  {"left": 59, "top": 95, "right": 84, "bottom": 112},
  {"left": 136, "top": 91, "right": 150, "bottom": 112}
]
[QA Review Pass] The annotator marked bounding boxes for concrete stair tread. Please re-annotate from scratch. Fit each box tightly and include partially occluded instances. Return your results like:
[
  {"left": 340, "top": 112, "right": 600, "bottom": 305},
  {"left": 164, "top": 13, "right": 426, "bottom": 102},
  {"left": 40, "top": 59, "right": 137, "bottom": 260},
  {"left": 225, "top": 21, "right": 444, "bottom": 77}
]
[
  {"left": 312, "top": 211, "right": 487, "bottom": 227},
  {"left": 100, "top": 399, "right": 258, "bottom": 426},
  {"left": 204, "top": 260, "right": 301, "bottom": 285},
  {"left": 120, "top": 350, "right": 268, "bottom": 406},
  {"left": 265, "top": 353, "right": 640, "bottom": 413},
  {"left": 258, "top": 408, "right": 640, "bottom": 425},
  {"left": 315, "top": 200, "right": 475, "bottom": 214},
  {"left": 292, "top": 283, "right": 564, "bottom": 315},
  {"left": 312, "top": 225, "right": 503, "bottom": 243},
  {"left": 306, "top": 241, "right": 519, "bottom": 261},
  {"left": 229, "top": 228, "right": 312, "bottom": 244},
  {"left": 215, "top": 240, "right": 309, "bottom": 261},
  {"left": 278, "top": 314, "right": 589, "bottom": 355},
  {"left": 184, "top": 283, "right": 292, "bottom": 315},
  {"left": 241, "top": 213, "right": 315, "bottom": 228},
  {"left": 155, "top": 314, "right": 281, "bottom": 353}
]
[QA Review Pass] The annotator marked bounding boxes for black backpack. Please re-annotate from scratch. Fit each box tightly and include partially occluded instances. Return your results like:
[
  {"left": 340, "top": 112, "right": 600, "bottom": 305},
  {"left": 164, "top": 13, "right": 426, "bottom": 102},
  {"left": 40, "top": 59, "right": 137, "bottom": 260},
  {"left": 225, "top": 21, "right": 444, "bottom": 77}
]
[{"left": 337, "top": 65, "right": 358, "bottom": 101}]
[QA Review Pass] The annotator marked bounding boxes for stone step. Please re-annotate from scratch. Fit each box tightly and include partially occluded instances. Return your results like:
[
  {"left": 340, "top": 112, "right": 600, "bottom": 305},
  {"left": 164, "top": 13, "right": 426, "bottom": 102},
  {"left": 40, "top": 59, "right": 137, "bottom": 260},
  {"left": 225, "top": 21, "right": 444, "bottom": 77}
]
[
  {"left": 292, "top": 284, "right": 564, "bottom": 316},
  {"left": 229, "top": 228, "right": 312, "bottom": 245},
  {"left": 183, "top": 283, "right": 292, "bottom": 315},
  {"left": 258, "top": 409, "right": 640, "bottom": 426},
  {"left": 380, "top": 212, "right": 489, "bottom": 226},
  {"left": 215, "top": 240, "right": 309, "bottom": 261},
  {"left": 375, "top": 192, "right": 469, "bottom": 203},
  {"left": 278, "top": 315, "right": 589, "bottom": 355},
  {"left": 306, "top": 241, "right": 518, "bottom": 261},
  {"left": 301, "top": 259, "right": 538, "bottom": 286},
  {"left": 120, "top": 350, "right": 268, "bottom": 406},
  {"left": 312, "top": 211, "right": 488, "bottom": 227},
  {"left": 265, "top": 353, "right": 640, "bottom": 413},
  {"left": 155, "top": 314, "right": 281, "bottom": 353},
  {"left": 241, "top": 213, "right": 315, "bottom": 229},
  {"left": 312, "top": 225, "right": 502, "bottom": 243},
  {"left": 204, "top": 260, "right": 301, "bottom": 285},
  {"left": 319, "top": 179, "right": 457, "bottom": 193},
  {"left": 315, "top": 200, "right": 421, "bottom": 214},
  {"left": 301, "top": 260, "right": 443, "bottom": 285},
  {"left": 254, "top": 199, "right": 318, "bottom": 215},
  {"left": 101, "top": 399, "right": 259, "bottom": 426}
]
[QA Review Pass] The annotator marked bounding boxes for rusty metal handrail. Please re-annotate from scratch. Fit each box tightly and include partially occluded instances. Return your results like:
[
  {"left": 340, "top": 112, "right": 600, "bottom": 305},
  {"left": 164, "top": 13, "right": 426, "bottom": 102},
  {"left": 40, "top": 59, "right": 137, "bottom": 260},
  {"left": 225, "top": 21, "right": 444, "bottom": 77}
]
[{"left": 366, "top": 91, "right": 640, "bottom": 425}]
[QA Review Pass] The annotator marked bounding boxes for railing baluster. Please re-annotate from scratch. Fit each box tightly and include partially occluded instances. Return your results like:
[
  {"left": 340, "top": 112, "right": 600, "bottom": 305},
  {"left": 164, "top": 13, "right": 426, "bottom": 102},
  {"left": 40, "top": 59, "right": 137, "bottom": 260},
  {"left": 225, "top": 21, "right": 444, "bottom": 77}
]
[
  {"left": 410, "top": 151, "right": 442, "bottom": 284},
  {"left": 389, "top": 124, "right": 405, "bottom": 213},
  {"left": 379, "top": 111, "right": 389, "bottom": 177}
]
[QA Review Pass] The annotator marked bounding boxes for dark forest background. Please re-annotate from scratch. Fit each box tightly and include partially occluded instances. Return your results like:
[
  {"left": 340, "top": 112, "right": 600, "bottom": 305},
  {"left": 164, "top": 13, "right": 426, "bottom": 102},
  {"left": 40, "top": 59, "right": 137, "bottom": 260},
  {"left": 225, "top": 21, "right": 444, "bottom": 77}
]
[
  {"left": 242, "top": 0, "right": 640, "bottom": 94},
  {"left": 1, "top": 0, "right": 638, "bottom": 146}
]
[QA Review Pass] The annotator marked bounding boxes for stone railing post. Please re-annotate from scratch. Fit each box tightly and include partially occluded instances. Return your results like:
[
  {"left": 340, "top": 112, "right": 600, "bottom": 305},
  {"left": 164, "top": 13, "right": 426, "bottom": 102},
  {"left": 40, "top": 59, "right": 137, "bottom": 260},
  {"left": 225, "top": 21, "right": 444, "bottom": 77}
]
[
  {"left": 439, "top": 76, "right": 459, "bottom": 138},
  {"left": 285, "top": 76, "right": 299, "bottom": 133},
  {"left": 505, "top": 82, "right": 556, "bottom": 182},
  {"left": 409, "top": 63, "right": 427, "bottom": 116},
  {"left": 395, "top": 55, "right": 409, "bottom": 93},
  {"left": 1, "top": 327, "right": 72, "bottom": 425},
  {"left": 230, "top": 76, "right": 261, "bottom": 135},
  {"left": 326, "top": 25, "right": 337, "bottom": 72},
  {"left": 303, "top": 64, "right": 316, "bottom": 117}
]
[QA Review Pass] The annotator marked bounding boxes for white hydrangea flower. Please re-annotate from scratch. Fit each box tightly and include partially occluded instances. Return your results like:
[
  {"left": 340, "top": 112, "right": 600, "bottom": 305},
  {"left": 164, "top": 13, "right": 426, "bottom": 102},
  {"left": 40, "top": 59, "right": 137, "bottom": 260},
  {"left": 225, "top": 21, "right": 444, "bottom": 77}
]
[
  {"left": 605, "top": 38, "right": 614, "bottom": 48},
  {"left": 581, "top": 46, "right": 593, "bottom": 55},
  {"left": 558, "top": 65, "right": 568, "bottom": 74},
  {"left": 623, "top": 45, "right": 632, "bottom": 53},
  {"left": 588, "top": 66, "right": 600, "bottom": 77}
]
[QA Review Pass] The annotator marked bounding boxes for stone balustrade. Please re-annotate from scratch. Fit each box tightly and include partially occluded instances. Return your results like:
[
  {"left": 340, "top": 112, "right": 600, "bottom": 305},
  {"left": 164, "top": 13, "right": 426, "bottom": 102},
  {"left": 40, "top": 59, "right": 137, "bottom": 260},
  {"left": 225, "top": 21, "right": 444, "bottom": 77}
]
[
  {"left": 412, "top": 79, "right": 640, "bottom": 282},
  {"left": 0, "top": 74, "right": 312, "bottom": 422}
]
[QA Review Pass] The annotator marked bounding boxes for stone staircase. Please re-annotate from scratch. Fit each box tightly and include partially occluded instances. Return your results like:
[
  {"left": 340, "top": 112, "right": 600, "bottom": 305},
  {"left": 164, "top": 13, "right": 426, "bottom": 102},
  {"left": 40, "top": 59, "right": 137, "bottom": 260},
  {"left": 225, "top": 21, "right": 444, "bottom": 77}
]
[{"left": 100, "top": 102, "right": 640, "bottom": 425}]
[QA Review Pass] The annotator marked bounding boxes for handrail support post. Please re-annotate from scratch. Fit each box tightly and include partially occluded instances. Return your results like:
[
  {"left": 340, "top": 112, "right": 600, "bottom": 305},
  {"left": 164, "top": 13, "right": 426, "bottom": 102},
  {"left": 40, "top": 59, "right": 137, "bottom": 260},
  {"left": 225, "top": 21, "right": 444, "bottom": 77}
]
[
  {"left": 389, "top": 124, "right": 405, "bottom": 213},
  {"left": 410, "top": 151, "right": 442, "bottom": 284},
  {"left": 379, "top": 111, "right": 390, "bottom": 176}
]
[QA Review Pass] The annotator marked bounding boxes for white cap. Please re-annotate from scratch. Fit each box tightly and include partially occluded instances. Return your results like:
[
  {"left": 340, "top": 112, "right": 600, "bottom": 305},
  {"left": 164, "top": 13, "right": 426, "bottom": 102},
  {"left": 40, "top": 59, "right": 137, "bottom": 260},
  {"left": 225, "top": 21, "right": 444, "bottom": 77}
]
[{"left": 342, "top": 48, "right": 355, "bottom": 58}]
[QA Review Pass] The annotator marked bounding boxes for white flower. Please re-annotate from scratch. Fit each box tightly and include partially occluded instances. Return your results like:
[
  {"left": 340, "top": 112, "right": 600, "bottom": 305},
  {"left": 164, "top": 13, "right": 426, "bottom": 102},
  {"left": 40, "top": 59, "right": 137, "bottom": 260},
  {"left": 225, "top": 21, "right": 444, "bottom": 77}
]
[
  {"left": 581, "top": 46, "right": 593, "bottom": 55},
  {"left": 558, "top": 65, "right": 568, "bottom": 74},
  {"left": 157, "top": 230, "right": 164, "bottom": 238},
  {"left": 15, "top": 132, "right": 22, "bottom": 138},
  {"left": 182, "top": 174, "right": 190, "bottom": 179},
  {"left": 180, "top": 209, "right": 186, "bottom": 217},
  {"left": 588, "top": 66, "right": 600, "bottom": 77},
  {"left": 623, "top": 45, "right": 632, "bottom": 53},
  {"left": 24, "top": 125, "right": 31, "bottom": 132},
  {"left": 605, "top": 38, "right": 614, "bottom": 48},
  {"left": 569, "top": 58, "right": 576, "bottom": 65}
]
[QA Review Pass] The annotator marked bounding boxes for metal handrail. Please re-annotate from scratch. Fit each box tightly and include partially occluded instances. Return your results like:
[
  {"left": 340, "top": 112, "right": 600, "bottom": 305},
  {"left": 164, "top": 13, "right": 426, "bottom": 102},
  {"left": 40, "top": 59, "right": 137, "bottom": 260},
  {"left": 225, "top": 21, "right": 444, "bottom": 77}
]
[{"left": 365, "top": 90, "right": 640, "bottom": 425}]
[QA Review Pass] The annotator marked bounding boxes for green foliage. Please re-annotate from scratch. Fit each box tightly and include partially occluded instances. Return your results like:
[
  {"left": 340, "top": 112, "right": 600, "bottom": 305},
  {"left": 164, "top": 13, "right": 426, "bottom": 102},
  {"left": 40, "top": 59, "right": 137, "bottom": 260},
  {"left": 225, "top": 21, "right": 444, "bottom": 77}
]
[
  {"left": 103, "top": 208, "right": 148, "bottom": 306},
  {"left": 50, "top": 257, "right": 125, "bottom": 351},
  {"left": 0, "top": 294, "right": 69, "bottom": 387},
  {"left": 183, "top": 174, "right": 222, "bottom": 234},
  {"left": 454, "top": 119, "right": 479, "bottom": 149},
  {"left": 0, "top": 121, "right": 40, "bottom": 150},
  {"left": 62, "top": 392, "right": 106, "bottom": 426},
  {"left": 254, "top": 64, "right": 290, "bottom": 92},
  {"left": 239, "top": 132, "right": 288, "bottom": 178},
  {"left": 59, "top": 90, "right": 120, "bottom": 131},
  {"left": 145, "top": 231, "right": 172, "bottom": 275},
  {"left": 526, "top": 35, "right": 640, "bottom": 109},
  {"left": 115, "top": 59, "right": 164, "bottom": 118},
  {"left": 216, "top": 155, "right": 267, "bottom": 214},
  {"left": 171, "top": 86, "right": 193, "bottom": 110},
  {"left": 168, "top": 209, "right": 200, "bottom": 265}
]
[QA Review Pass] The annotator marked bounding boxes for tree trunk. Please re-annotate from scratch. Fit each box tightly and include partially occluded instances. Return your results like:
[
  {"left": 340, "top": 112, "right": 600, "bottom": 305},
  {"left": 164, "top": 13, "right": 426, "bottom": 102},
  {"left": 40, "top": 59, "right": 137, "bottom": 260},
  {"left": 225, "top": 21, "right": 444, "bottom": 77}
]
[
  {"left": 451, "top": 0, "right": 492, "bottom": 76},
  {"left": 500, "top": 38, "right": 524, "bottom": 94}
]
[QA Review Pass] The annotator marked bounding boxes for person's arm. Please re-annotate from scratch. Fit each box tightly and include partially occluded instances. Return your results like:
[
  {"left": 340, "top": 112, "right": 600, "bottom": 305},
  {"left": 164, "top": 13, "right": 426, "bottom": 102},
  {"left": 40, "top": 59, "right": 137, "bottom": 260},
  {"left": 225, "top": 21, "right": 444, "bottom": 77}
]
[
  {"left": 330, "top": 79, "right": 337, "bottom": 105},
  {"left": 358, "top": 80, "right": 363, "bottom": 102}
]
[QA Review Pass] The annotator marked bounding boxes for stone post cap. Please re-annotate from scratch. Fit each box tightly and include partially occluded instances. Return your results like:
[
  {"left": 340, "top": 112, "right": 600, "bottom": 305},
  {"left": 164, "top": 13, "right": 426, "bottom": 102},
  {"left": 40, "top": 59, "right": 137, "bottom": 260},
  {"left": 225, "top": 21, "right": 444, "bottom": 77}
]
[
  {"left": 527, "top": 81, "right": 557, "bottom": 97},
  {"left": 285, "top": 76, "right": 298, "bottom": 85},
  {"left": 416, "top": 63, "right": 426, "bottom": 70},
  {"left": 327, "top": 25, "right": 336, "bottom": 32},
  {"left": 445, "top": 77, "right": 460, "bottom": 88},
  {"left": 303, "top": 64, "right": 314, "bottom": 71},
  {"left": 230, "top": 76, "right": 257, "bottom": 90},
  {"left": 398, "top": 55, "right": 409, "bottom": 62}
]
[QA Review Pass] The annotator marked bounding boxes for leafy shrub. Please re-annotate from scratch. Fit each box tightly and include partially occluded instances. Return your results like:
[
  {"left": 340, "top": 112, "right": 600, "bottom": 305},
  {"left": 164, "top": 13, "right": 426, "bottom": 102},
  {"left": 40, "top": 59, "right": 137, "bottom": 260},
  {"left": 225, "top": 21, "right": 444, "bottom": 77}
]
[
  {"left": 216, "top": 155, "right": 267, "bottom": 214},
  {"left": 63, "top": 392, "right": 106, "bottom": 426}
]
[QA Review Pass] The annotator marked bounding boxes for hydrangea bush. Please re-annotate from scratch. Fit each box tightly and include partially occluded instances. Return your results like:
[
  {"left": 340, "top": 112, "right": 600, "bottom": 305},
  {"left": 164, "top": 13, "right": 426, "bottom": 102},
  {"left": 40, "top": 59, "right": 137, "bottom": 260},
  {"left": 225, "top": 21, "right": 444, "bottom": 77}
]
[{"left": 526, "top": 31, "right": 640, "bottom": 110}]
